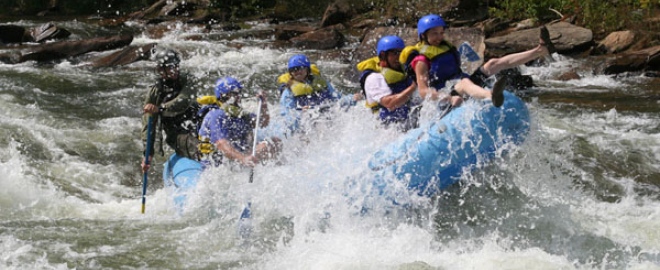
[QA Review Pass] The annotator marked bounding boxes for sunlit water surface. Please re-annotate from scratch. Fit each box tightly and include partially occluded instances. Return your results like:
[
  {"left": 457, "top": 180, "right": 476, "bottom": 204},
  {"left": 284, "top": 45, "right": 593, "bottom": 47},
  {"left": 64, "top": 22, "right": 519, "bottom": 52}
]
[{"left": 1, "top": 19, "right": 659, "bottom": 270}]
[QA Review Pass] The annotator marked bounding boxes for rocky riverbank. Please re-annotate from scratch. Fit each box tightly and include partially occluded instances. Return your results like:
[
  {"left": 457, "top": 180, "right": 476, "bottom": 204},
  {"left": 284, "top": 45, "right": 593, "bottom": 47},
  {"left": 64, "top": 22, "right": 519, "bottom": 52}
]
[{"left": 1, "top": 0, "right": 659, "bottom": 80}]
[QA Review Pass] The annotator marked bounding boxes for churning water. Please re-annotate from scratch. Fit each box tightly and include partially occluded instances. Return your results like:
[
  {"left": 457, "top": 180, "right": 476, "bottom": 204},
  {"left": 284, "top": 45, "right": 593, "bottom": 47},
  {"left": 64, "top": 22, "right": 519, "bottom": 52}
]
[{"left": 1, "top": 19, "right": 659, "bottom": 269}]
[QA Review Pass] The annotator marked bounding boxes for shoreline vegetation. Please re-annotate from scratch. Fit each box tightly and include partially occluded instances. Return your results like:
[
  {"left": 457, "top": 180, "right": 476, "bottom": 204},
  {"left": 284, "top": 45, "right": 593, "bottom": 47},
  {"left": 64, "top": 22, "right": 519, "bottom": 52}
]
[
  {"left": 2, "top": 0, "right": 658, "bottom": 35},
  {"left": 5, "top": 0, "right": 660, "bottom": 34},
  {"left": 1, "top": 0, "right": 659, "bottom": 77}
]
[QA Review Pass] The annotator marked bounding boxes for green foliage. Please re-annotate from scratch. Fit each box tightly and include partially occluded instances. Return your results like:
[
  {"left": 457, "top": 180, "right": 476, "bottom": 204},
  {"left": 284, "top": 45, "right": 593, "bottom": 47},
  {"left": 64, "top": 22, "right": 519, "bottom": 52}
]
[
  {"left": 488, "top": 0, "right": 541, "bottom": 19},
  {"left": 490, "top": 0, "right": 659, "bottom": 35}
]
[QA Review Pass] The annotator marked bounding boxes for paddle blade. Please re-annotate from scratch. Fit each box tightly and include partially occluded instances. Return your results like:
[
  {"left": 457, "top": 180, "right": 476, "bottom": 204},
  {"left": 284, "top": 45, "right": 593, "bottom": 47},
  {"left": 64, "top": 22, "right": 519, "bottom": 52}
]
[
  {"left": 240, "top": 202, "right": 251, "bottom": 219},
  {"left": 238, "top": 202, "right": 253, "bottom": 239},
  {"left": 458, "top": 41, "right": 480, "bottom": 62}
]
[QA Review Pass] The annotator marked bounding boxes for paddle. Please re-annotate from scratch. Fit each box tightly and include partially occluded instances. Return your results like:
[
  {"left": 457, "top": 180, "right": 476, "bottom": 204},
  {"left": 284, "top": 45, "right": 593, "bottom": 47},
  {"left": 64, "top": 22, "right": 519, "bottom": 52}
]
[
  {"left": 248, "top": 98, "right": 262, "bottom": 184},
  {"left": 238, "top": 97, "right": 263, "bottom": 239},
  {"left": 141, "top": 115, "right": 154, "bottom": 214}
]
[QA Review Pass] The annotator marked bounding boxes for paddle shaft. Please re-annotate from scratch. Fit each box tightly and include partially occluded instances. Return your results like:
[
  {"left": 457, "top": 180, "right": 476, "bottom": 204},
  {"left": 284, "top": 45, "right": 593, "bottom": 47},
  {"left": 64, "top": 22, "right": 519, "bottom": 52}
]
[
  {"left": 248, "top": 98, "right": 262, "bottom": 183},
  {"left": 141, "top": 115, "right": 154, "bottom": 214},
  {"left": 239, "top": 99, "right": 262, "bottom": 239}
]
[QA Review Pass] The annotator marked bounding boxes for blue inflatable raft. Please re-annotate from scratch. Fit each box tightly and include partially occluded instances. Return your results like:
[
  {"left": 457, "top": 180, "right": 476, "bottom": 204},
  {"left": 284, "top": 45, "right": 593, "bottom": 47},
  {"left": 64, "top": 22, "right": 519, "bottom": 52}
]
[
  {"left": 162, "top": 153, "right": 204, "bottom": 209},
  {"left": 369, "top": 91, "right": 530, "bottom": 197},
  {"left": 162, "top": 91, "right": 529, "bottom": 208}
]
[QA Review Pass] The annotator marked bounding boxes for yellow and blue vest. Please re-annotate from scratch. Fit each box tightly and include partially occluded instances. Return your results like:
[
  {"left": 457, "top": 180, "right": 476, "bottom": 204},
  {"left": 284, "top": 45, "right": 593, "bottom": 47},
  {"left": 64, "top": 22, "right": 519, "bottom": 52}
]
[
  {"left": 356, "top": 56, "right": 414, "bottom": 124},
  {"left": 400, "top": 41, "right": 466, "bottom": 90},
  {"left": 277, "top": 64, "right": 334, "bottom": 108},
  {"left": 195, "top": 95, "right": 253, "bottom": 165}
]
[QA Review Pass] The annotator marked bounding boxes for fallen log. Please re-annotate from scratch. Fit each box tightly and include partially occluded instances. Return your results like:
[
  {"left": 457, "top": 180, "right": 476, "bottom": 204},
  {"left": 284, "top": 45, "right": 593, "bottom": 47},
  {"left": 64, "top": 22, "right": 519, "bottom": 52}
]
[{"left": 1, "top": 34, "right": 134, "bottom": 64}]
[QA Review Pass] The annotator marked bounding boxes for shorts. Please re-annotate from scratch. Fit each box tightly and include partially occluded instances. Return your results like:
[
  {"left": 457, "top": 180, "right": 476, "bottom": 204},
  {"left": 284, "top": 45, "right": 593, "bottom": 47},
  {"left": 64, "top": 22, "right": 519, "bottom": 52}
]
[{"left": 469, "top": 67, "right": 489, "bottom": 88}]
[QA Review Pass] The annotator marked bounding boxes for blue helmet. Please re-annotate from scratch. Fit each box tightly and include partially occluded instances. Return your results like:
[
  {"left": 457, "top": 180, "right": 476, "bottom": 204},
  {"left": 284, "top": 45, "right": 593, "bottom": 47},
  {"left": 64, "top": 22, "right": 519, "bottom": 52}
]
[
  {"left": 214, "top": 77, "right": 242, "bottom": 98},
  {"left": 288, "top": 54, "right": 311, "bottom": 70},
  {"left": 417, "top": 14, "right": 447, "bottom": 38},
  {"left": 376, "top": 35, "right": 405, "bottom": 56}
]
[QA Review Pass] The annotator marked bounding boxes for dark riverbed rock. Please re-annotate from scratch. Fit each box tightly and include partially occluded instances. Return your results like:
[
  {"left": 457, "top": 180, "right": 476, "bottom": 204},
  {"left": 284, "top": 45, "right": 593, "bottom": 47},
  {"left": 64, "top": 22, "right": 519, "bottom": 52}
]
[
  {"left": 0, "top": 25, "right": 29, "bottom": 44},
  {"left": 90, "top": 43, "right": 157, "bottom": 68},
  {"left": 0, "top": 34, "right": 134, "bottom": 64},
  {"left": 290, "top": 28, "right": 344, "bottom": 50},
  {"left": 557, "top": 71, "right": 582, "bottom": 81},
  {"left": 274, "top": 24, "right": 317, "bottom": 41},
  {"left": 603, "top": 45, "right": 660, "bottom": 74},
  {"left": 1, "top": 23, "right": 71, "bottom": 44}
]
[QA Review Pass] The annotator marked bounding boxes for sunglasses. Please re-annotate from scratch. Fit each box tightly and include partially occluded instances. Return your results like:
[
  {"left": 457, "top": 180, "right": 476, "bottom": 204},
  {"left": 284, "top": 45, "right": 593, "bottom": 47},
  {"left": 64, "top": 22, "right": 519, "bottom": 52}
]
[
  {"left": 387, "top": 50, "right": 402, "bottom": 56},
  {"left": 288, "top": 66, "right": 307, "bottom": 73}
]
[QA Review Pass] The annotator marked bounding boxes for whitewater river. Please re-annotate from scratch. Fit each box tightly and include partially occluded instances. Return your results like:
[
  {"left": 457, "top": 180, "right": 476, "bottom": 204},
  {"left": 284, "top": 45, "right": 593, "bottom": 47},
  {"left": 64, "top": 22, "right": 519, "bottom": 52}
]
[{"left": 1, "top": 19, "right": 659, "bottom": 270}]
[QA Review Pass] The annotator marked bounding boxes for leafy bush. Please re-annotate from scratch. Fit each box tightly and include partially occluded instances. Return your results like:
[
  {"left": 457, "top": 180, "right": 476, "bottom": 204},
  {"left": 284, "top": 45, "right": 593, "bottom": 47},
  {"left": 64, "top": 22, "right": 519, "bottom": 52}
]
[{"left": 490, "top": 0, "right": 660, "bottom": 35}]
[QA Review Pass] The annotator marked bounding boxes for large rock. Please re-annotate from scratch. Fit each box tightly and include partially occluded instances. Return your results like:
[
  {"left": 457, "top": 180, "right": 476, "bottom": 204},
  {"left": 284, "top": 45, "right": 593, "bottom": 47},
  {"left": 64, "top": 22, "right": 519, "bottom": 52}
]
[
  {"left": 0, "top": 25, "right": 29, "bottom": 44},
  {"left": 594, "top": 30, "right": 637, "bottom": 55},
  {"left": 274, "top": 24, "right": 317, "bottom": 41},
  {"left": 594, "top": 30, "right": 660, "bottom": 56},
  {"left": 603, "top": 45, "right": 660, "bottom": 74},
  {"left": 290, "top": 28, "right": 344, "bottom": 50},
  {"left": 485, "top": 22, "right": 593, "bottom": 58}
]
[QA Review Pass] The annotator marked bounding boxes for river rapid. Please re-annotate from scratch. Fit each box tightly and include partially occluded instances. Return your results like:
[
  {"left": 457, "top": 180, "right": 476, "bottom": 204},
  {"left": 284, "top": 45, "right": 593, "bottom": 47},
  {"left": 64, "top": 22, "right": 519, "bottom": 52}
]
[{"left": 1, "top": 19, "right": 659, "bottom": 270}]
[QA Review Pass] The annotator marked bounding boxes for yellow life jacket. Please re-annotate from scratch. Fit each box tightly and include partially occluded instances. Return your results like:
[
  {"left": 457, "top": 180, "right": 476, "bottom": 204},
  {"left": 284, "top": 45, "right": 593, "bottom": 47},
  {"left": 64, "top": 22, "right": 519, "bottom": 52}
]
[
  {"left": 356, "top": 56, "right": 409, "bottom": 112},
  {"left": 196, "top": 95, "right": 243, "bottom": 117},
  {"left": 399, "top": 41, "right": 454, "bottom": 66},
  {"left": 277, "top": 64, "right": 327, "bottom": 97},
  {"left": 196, "top": 95, "right": 217, "bottom": 106}
]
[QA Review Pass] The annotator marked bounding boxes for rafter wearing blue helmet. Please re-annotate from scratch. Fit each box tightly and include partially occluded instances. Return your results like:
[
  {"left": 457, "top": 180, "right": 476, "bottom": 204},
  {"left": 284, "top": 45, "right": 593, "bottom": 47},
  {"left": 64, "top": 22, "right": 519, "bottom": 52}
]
[
  {"left": 398, "top": 14, "right": 507, "bottom": 109},
  {"left": 275, "top": 53, "right": 361, "bottom": 134},
  {"left": 276, "top": 54, "right": 338, "bottom": 110},
  {"left": 197, "top": 76, "right": 280, "bottom": 167},
  {"left": 356, "top": 35, "right": 418, "bottom": 132},
  {"left": 287, "top": 54, "right": 311, "bottom": 72},
  {"left": 417, "top": 14, "right": 447, "bottom": 40}
]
